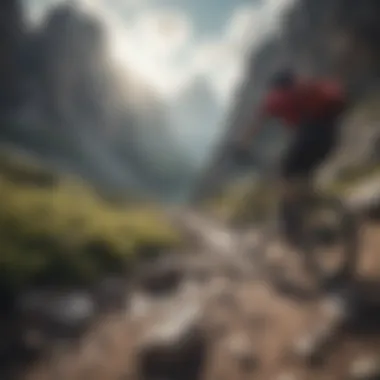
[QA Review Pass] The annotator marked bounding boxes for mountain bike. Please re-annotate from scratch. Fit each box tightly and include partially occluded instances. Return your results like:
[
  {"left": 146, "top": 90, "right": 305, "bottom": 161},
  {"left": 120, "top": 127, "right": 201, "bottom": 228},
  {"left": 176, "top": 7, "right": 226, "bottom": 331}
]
[{"left": 231, "top": 146, "right": 359, "bottom": 292}]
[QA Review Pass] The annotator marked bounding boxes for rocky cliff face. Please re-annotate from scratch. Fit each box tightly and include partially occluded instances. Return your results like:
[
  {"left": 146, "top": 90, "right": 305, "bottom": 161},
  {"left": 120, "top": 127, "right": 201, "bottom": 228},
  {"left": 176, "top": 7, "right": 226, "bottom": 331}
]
[
  {"left": 0, "top": 2, "right": 196, "bottom": 200},
  {"left": 36, "top": 5, "right": 109, "bottom": 124},
  {"left": 194, "top": 0, "right": 380, "bottom": 201},
  {"left": 282, "top": 0, "right": 380, "bottom": 93},
  {"left": 0, "top": 0, "right": 25, "bottom": 114}
]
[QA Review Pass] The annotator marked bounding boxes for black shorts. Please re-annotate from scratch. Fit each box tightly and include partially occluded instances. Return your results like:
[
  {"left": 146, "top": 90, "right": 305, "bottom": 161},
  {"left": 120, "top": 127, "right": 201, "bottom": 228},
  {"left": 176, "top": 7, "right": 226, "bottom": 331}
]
[{"left": 280, "top": 117, "right": 339, "bottom": 180}]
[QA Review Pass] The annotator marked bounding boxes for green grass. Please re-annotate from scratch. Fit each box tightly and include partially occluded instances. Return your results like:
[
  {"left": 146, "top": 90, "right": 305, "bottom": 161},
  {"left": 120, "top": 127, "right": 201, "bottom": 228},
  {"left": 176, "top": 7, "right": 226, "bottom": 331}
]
[
  {"left": 0, "top": 150, "right": 182, "bottom": 294},
  {"left": 203, "top": 180, "right": 276, "bottom": 226},
  {"left": 328, "top": 162, "right": 380, "bottom": 196},
  {"left": 205, "top": 162, "right": 380, "bottom": 227}
]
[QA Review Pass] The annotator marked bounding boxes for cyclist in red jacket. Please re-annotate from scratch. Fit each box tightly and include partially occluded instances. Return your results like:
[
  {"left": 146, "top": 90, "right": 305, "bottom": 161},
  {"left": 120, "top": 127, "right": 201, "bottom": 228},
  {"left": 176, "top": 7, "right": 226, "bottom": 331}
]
[{"left": 237, "top": 68, "right": 348, "bottom": 245}]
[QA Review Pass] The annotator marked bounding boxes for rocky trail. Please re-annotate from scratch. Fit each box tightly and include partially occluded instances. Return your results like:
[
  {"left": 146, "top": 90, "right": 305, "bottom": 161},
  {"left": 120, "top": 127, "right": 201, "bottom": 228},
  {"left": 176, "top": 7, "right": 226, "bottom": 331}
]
[{"left": 3, "top": 185, "right": 380, "bottom": 380}]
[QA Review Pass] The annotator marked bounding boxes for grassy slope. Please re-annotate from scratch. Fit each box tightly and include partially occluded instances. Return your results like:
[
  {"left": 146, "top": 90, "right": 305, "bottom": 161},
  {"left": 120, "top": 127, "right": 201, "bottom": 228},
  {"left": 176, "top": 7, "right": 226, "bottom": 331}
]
[{"left": 0, "top": 150, "right": 182, "bottom": 293}]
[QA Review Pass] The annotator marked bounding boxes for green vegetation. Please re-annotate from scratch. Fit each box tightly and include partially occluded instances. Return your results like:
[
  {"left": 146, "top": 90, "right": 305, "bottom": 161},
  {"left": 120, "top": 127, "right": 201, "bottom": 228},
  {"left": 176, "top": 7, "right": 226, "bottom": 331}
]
[
  {"left": 329, "top": 162, "right": 380, "bottom": 195},
  {"left": 204, "top": 180, "right": 277, "bottom": 226},
  {"left": 205, "top": 162, "right": 380, "bottom": 227},
  {"left": 350, "top": 93, "right": 380, "bottom": 121},
  {"left": 0, "top": 150, "right": 182, "bottom": 294}
]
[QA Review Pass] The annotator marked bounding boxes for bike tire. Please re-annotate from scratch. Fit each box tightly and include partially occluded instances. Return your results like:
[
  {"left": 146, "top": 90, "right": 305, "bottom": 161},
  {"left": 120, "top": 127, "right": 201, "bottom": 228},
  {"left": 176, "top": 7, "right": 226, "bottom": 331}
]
[{"left": 294, "top": 195, "right": 359, "bottom": 288}]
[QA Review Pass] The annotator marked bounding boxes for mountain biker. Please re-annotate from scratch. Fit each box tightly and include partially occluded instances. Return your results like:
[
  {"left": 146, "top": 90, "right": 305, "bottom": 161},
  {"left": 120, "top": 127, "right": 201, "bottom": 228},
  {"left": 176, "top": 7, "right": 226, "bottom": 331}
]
[{"left": 237, "top": 68, "right": 348, "bottom": 245}]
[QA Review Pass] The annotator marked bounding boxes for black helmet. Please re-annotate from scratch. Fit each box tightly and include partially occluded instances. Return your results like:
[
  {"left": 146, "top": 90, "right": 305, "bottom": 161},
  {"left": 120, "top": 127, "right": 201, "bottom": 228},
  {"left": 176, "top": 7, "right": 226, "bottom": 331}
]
[{"left": 269, "top": 67, "right": 296, "bottom": 89}]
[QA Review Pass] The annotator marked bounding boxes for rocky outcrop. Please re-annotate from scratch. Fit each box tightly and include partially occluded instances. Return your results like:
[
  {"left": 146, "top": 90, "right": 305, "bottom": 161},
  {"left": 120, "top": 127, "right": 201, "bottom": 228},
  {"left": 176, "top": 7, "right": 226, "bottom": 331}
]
[
  {"left": 37, "top": 5, "right": 109, "bottom": 124},
  {"left": 281, "top": 0, "right": 380, "bottom": 94}
]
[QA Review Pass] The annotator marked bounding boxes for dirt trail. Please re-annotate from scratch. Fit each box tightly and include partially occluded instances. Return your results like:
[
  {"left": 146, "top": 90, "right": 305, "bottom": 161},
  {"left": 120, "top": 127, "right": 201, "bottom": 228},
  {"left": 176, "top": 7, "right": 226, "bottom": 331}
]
[{"left": 10, "top": 201, "right": 380, "bottom": 380}]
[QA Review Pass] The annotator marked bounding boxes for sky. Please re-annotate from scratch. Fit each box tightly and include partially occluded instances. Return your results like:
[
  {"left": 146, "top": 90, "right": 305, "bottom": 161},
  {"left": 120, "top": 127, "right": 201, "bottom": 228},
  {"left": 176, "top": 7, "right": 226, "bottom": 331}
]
[{"left": 23, "top": 0, "right": 295, "bottom": 105}]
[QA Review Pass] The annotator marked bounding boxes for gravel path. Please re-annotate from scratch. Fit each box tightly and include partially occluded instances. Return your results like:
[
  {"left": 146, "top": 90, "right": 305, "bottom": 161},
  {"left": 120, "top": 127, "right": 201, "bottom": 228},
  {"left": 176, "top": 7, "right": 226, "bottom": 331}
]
[{"left": 12, "top": 203, "right": 380, "bottom": 380}]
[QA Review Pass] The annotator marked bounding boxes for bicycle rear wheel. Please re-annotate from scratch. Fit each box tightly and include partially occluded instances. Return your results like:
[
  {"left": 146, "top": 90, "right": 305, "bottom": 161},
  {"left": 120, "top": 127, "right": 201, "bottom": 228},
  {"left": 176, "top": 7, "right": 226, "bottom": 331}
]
[{"left": 294, "top": 194, "right": 359, "bottom": 288}]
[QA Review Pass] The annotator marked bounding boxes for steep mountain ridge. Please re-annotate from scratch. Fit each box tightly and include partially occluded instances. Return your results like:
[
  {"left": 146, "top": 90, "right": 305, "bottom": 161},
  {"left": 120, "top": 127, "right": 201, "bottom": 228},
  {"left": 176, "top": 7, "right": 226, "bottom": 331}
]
[{"left": 0, "top": 1, "right": 196, "bottom": 200}]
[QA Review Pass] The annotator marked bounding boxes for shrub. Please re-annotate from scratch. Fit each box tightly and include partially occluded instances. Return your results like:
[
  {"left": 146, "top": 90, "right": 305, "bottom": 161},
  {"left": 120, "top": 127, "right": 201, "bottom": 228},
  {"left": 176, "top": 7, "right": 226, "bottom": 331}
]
[{"left": 0, "top": 151, "right": 182, "bottom": 294}]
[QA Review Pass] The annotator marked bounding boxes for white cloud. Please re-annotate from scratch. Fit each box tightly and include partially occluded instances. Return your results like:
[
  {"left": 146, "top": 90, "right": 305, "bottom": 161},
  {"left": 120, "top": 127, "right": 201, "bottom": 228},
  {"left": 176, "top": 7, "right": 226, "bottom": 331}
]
[
  {"left": 190, "top": 0, "right": 295, "bottom": 104},
  {"left": 131, "top": 10, "right": 192, "bottom": 58},
  {"left": 54, "top": 1, "right": 194, "bottom": 97},
  {"left": 191, "top": 41, "right": 242, "bottom": 103},
  {"left": 225, "top": 5, "right": 261, "bottom": 50},
  {"left": 106, "top": 10, "right": 194, "bottom": 97}
]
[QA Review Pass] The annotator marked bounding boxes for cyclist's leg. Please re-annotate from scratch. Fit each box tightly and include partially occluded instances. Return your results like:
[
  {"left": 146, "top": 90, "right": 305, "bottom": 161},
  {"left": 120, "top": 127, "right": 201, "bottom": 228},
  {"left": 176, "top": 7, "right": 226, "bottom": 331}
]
[
  {"left": 278, "top": 118, "right": 339, "bottom": 246},
  {"left": 278, "top": 160, "right": 310, "bottom": 246},
  {"left": 277, "top": 180, "right": 309, "bottom": 246}
]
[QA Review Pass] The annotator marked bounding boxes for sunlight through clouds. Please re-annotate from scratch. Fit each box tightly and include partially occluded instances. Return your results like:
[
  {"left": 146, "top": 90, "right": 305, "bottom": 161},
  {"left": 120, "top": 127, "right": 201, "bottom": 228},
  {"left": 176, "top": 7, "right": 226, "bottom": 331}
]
[
  {"left": 132, "top": 10, "right": 192, "bottom": 59},
  {"left": 24, "top": 0, "right": 295, "bottom": 102},
  {"left": 191, "top": 0, "right": 295, "bottom": 103},
  {"left": 112, "top": 9, "right": 195, "bottom": 95},
  {"left": 226, "top": 5, "right": 262, "bottom": 51}
]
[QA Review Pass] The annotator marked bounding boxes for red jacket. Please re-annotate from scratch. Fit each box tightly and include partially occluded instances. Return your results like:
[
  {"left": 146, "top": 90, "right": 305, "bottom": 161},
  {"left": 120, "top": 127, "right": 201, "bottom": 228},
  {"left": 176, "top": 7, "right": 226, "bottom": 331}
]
[{"left": 261, "top": 79, "right": 346, "bottom": 129}]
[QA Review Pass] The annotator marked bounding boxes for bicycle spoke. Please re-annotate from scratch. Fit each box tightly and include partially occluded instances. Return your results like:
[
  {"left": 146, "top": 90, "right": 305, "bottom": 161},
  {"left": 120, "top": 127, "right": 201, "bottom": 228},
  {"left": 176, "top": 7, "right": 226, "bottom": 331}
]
[{"left": 299, "top": 195, "right": 359, "bottom": 289}]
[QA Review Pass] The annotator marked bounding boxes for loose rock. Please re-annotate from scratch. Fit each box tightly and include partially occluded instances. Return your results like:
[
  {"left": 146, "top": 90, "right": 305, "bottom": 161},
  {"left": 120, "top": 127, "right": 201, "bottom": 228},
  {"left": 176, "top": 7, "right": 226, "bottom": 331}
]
[
  {"left": 94, "top": 277, "right": 129, "bottom": 313},
  {"left": 136, "top": 301, "right": 207, "bottom": 380},
  {"left": 292, "top": 318, "right": 341, "bottom": 368},
  {"left": 16, "top": 289, "right": 95, "bottom": 341},
  {"left": 225, "top": 333, "right": 259, "bottom": 373},
  {"left": 134, "top": 257, "right": 184, "bottom": 296},
  {"left": 349, "top": 355, "right": 380, "bottom": 380}
]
